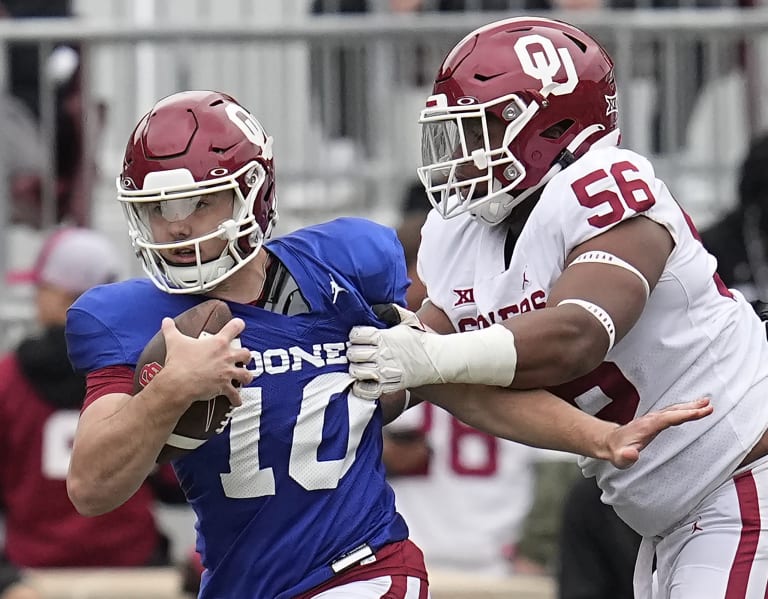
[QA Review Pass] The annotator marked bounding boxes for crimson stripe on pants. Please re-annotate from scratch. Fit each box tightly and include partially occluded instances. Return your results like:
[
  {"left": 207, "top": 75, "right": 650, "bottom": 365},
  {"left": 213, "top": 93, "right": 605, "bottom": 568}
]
[
  {"left": 725, "top": 472, "right": 760, "bottom": 599},
  {"left": 383, "top": 575, "right": 407, "bottom": 599}
]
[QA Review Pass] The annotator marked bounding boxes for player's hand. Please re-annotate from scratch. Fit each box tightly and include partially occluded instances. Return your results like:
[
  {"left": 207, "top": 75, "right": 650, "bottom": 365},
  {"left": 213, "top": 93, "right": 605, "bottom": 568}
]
[
  {"left": 348, "top": 304, "right": 441, "bottom": 400},
  {"left": 603, "top": 397, "right": 713, "bottom": 469},
  {"left": 161, "top": 316, "right": 253, "bottom": 407}
]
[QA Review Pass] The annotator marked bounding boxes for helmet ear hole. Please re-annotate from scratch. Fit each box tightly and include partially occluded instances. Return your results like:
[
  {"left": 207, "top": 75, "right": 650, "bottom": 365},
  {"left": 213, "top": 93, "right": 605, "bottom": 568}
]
[{"left": 541, "top": 119, "right": 574, "bottom": 140}]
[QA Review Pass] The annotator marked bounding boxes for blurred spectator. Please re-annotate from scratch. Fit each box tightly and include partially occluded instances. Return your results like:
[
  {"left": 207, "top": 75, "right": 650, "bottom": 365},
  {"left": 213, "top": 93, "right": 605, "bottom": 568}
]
[
  {"left": 383, "top": 183, "right": 536, "bottom": 576},
  {"left": 0, "top": 0, "right": 72, "bottom": 119},
  {"left": 0, "top": 227, "right": 174, "bottom": 568},
  {"left": 556, "top": 477, "right": 640, "bottom": 599},
  {"left": 0, "top": 0, "right": 94, "bottom": 227},
  {"left": 51, "top": 58, "right": 96, "bottom": 228},
  {"left": 0, "top": 93, "right": 48, "bottom": 227},
  {"left": 700, "top": 133, "right": 768, "bottom": 308}
]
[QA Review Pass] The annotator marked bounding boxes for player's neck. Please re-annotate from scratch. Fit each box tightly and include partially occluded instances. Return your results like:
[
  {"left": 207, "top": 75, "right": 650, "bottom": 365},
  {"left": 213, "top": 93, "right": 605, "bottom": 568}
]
[{"left": 204, "top": 249, "right": 270, "bottom": 305}]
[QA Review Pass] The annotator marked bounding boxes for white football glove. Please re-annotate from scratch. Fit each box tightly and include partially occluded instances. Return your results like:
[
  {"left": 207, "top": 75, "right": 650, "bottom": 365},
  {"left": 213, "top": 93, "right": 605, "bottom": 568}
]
[
  {"left": 348, "top": 304, "right": 444, "bottom": 400},
  {"left": 347, "top": 304, "right": 518, "bottom": 401}
]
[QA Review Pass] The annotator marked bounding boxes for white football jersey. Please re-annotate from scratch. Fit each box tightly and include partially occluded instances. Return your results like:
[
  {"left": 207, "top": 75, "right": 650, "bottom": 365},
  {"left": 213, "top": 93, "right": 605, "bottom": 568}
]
[
  {"left": 417, "top": 144, "right": 768, "bottom": 537},
  {"left": 387, "top": 403, "right": 534, "bottom": 575}
]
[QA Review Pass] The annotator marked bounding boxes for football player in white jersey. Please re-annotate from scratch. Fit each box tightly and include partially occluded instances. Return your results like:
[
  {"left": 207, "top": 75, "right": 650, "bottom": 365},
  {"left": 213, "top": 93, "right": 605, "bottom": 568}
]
[{"left": 347, "top": 17, "right": 768, "bottom": 599}]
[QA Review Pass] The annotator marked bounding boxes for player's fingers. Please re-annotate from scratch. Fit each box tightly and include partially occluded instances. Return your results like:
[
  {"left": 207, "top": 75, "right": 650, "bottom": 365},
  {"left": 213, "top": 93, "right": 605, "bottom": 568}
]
[
  {"left": 346, "top": 345, "right": 378, "bottom": 363},
  {"left": 160, "top": 316, "right": 180, "bottom": 339},
  {"left": 349, "top": 326, "right": 381, "bottom": 344},
  {"left": 614, "top": 447, "right": 640, "bottom": 470},
  {"left": 608, "top": 401, "right": 711, "bottom": 470},
  {"left": 656, "top": 405, "right": 714, "bottom": 428},
  {"left": 234, "top": 346, "right": 252, "bottom": 365},
  {"left": 218, "top": 317, "right": 246, "bottom": 340},
  {"left": 231, "top": 362, "right": 254, "bottom": 385},
  {"left": 352, "top": 380, "right": 382, "bottom": 401},
  {"left": 349, "top": 363, "right": 380, "bottom": 381},
  {"left": 221, "top": 385, "right": 243, "bottom": 407},
  {"left": 659, "top": 397, "right": 712, "bottom": 413},
  {"left": 652, "top": 400, "right": 713, "bottom": 428}
]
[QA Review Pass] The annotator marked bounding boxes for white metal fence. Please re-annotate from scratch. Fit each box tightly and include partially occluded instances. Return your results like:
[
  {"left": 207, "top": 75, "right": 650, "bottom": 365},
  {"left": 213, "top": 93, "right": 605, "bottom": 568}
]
[{"left": 2, "top": 4, "right": 768, "bottom": 345}]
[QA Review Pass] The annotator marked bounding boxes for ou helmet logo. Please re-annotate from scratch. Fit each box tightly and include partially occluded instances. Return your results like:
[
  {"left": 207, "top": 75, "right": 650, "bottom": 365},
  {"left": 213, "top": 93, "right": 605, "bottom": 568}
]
[
  {"left": 513, "top": 34, "right": 578, "bottom": 96},
  {"left": 225, "top": 103, "right": 274, "bottom": 159}
]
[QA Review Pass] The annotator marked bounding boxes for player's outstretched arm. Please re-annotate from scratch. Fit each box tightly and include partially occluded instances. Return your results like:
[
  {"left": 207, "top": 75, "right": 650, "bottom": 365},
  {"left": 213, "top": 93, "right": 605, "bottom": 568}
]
[
  {"left": 68, "top": 317, "right": 252, "bottom": 516},
  {"left": 410, "top": 384, "right": 712, "bottom": 469}
]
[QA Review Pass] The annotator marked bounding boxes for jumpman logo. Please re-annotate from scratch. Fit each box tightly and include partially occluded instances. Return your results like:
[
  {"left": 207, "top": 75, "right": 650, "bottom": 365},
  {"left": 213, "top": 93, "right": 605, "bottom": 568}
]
[
  {"left": 691, "top": 519, "right": 703, "bottom": 534},
  {"left": 329, "top": 274, "right": 348, "bottom": 304},
  {"left": 522, "top": 267, "right": 531, "bottom": 291}
]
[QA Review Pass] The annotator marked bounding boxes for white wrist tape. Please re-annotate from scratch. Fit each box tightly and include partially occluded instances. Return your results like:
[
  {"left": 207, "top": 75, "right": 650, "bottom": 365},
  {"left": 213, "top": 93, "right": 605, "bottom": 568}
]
[
  {"left": 557, "top": 299, "right": 616, "bottom": 352},
  {"left": 421, "top": 324, "right": 517, "bottom": 386},
  {"left": 569, "top": 251, "right": 650, "bottom": 298}
]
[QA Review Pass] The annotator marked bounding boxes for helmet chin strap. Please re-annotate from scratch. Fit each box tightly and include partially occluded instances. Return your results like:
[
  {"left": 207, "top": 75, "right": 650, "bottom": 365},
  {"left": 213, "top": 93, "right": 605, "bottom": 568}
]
[
  {"left": 164, "top": 254, "right": 236, "bottom": 292},
  {"left": 473, "top": 126, "right": 621, "bottom": 226},
  {"left": 160, "top": 218, "right": 255, "bottom": 293}
]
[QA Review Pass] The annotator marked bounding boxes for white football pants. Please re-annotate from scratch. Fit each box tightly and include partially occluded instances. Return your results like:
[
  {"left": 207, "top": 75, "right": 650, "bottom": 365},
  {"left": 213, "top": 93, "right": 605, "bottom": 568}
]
[{"left": 635, "top": 454, "right": 768, "bottom": 599}]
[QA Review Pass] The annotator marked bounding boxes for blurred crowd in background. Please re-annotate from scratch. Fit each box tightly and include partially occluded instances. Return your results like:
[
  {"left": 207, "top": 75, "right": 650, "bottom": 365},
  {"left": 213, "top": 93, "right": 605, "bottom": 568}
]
[{"left": 0, "top": 1, "right": 767, "bottom": 598}]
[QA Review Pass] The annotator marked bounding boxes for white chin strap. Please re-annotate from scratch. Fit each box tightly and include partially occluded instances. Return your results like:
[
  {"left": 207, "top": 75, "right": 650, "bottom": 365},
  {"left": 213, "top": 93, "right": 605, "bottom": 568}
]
[
  {"left": 472, "top": 126, "right": 621, "bottom": 226},
  {"left": 164, "top": 254, "right": 236, "bottom": 292}
]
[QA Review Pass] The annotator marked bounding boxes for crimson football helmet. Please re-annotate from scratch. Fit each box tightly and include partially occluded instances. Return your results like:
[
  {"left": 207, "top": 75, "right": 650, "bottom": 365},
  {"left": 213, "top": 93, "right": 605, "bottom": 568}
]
[
  {"left": 418, "top": 17, "right": 620, "bottom": 225},
  {"left": 118, "top": 90, "right": 278, "bottom": 293}
]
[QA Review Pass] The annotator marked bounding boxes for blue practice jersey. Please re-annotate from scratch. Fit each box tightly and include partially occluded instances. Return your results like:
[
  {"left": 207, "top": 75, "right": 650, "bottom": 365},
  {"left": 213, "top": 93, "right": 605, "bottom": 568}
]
[{"left": 66, "top": 218, "right": 411, "bottom": 599}]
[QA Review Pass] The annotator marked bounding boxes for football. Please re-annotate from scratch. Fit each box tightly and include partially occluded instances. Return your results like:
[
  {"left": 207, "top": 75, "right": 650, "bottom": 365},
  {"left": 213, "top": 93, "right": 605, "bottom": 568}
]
[{"left": 133, "top": 299, "right": 237, "bottom": 463}]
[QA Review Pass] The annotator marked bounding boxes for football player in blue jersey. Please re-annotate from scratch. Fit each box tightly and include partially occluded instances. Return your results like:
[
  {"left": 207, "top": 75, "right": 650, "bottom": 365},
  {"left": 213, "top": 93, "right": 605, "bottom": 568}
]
[{"left": 65, "top": 90, "right": 710, "bottom": 599}]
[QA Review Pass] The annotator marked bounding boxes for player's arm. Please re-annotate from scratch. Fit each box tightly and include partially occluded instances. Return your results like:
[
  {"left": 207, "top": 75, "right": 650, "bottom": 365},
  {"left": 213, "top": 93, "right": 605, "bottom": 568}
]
[
  {"left": 349, "top": 215, "right": 672, "bottom": 392},
  {"left": 68, "top": 384, "right": 186, "bottom": 516},
  {"left": 405, "top": 298, "right": 710, "bottom": 469},
  {"left": 497, "top": 215, "right": 672, "bottom": 387},
  {"left": 67, "top": 317, "right": 252, "bottom": 516},
  {"left": 409, "top": 384, "right": 711, "bottom": 469}
]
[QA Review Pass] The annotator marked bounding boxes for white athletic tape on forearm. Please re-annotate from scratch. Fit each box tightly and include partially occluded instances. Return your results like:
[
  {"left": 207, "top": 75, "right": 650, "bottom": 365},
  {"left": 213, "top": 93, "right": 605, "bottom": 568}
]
[
  {"left": 557, "top": 299, "right": 616, "bottom": 352},
  {"left": 569, "top": 251, "right": 650, "bottom": 298},
  {"left": 422, "top": 324, "right": 517, "bottom": 386}
]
